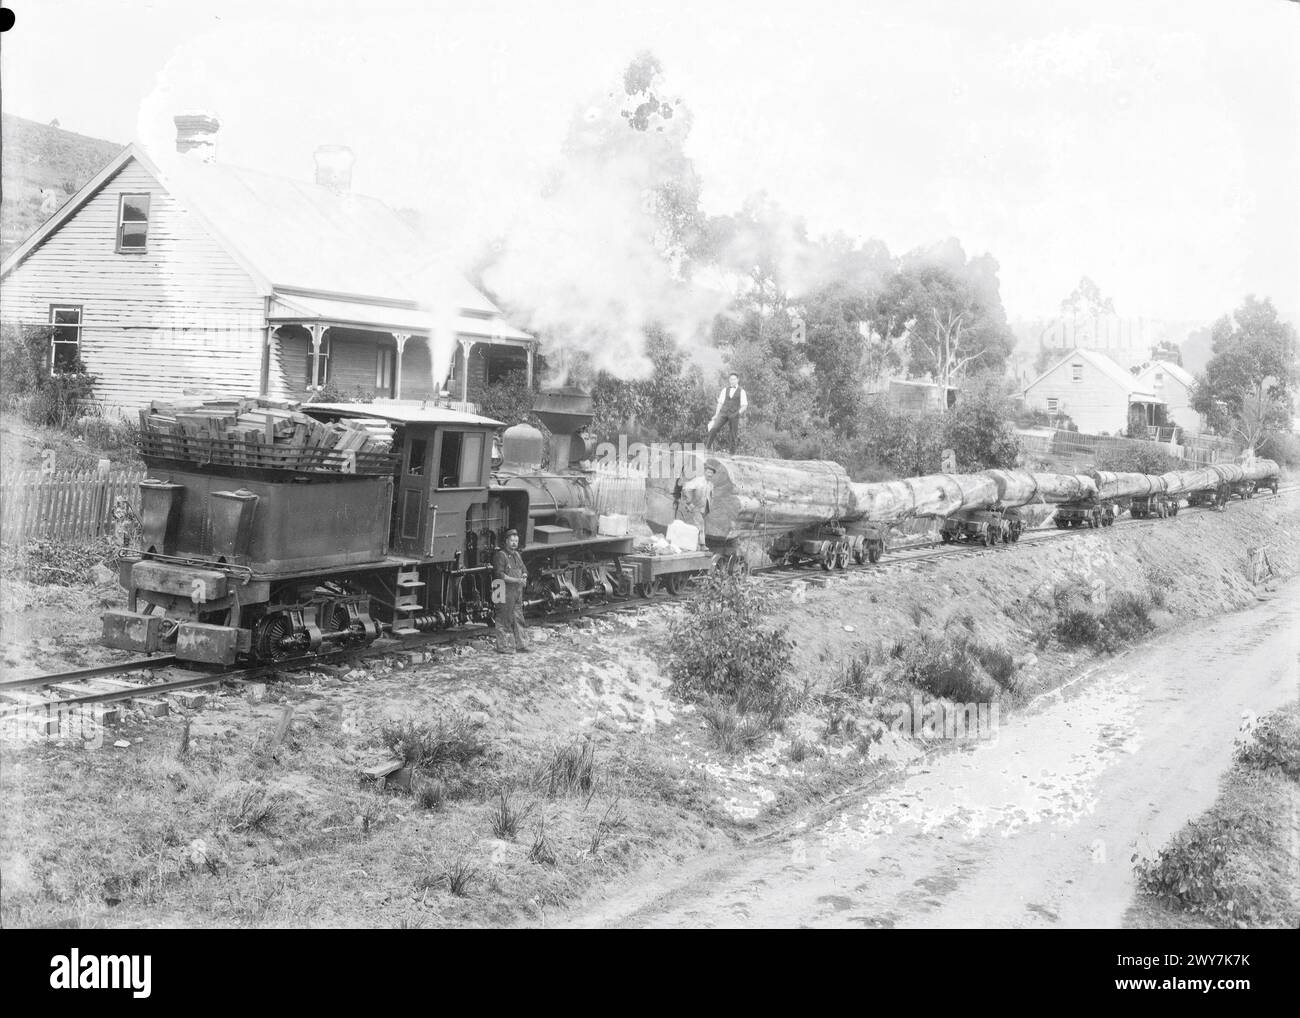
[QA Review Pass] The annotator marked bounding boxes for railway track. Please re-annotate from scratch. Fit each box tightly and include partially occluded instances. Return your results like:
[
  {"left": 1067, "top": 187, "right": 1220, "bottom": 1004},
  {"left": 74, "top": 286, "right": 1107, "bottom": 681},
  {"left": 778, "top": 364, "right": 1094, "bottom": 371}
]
[{"left": 4, "top": 483, "right": 1294, "bottom": 738}]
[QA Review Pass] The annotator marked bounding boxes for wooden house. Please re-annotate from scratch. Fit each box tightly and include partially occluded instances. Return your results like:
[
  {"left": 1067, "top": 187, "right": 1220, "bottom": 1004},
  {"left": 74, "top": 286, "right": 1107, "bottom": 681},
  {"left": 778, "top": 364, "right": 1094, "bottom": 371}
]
[
  {"left": 1021, "top": 348, "right": 1166, "bottom": 436},
  {"left": 1134, "top": 360, "right": 1201, "bottom": 436},
  {"left": 0, "top": 115, "right": 534, "bottom": 414}
]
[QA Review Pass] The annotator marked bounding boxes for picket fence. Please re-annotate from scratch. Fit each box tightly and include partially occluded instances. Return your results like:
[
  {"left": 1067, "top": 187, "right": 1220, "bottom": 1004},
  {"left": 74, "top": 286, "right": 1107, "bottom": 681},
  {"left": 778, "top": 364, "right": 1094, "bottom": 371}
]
[
  {"left": 589, "top": 462, "right": 648, "bottom": 520},
  {"left": 1017, "top": 427, "right": 1243, "bottom": 469},
  {"left": 0, "top": 467, "right": 147, "bottom": 545}
]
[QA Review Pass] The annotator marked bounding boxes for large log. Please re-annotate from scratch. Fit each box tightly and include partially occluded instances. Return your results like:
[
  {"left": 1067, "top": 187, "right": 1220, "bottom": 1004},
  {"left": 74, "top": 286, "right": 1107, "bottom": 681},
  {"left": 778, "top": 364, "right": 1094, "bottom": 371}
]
[
  {"left": 1161, "top": 469, "right": 1218, "bottom": 495},
  {"left": 1242, "top": 458, "right": 1279, "bottom": 481},
  {"left": 1090, "top": 471, "right": 1166, "bottom": 499},
  {"left": 1029, "top": 472, "right": 1099, "bottom": 503},
  {"left": 646, "top": 453, "right": 856, "bottom": 540},
  {"left": 982, "top": 469, "right": 1040, "bottom": 508},
  {"left": 849, "top": 473, "right": 998, "bottom": 521},
  {"left": 1208, "top": 464, "right": 1245, "bottom": 484},
  {"left": 700, "top": 456, "right": 856, "bottom": 539}
]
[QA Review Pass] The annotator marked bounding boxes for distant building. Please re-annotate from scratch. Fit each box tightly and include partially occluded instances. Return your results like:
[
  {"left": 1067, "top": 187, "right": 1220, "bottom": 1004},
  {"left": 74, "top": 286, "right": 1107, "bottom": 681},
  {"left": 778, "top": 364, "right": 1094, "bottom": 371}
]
[
  {"left": 0, "top": 114, "right": 534, "bottom": 413},
  {"left": 1021, "top": 348, "right": 1166, "bottom": 436},
  {"left": 866, "top": 377, "right": 959, "bottom": 415},
  {"left": 1133, "top": 360, "right": 1202, "bottom": 436}
]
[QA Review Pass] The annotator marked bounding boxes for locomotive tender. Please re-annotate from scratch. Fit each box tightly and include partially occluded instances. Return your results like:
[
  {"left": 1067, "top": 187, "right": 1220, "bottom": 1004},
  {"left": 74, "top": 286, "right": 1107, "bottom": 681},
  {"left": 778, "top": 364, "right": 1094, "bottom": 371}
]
[{"left": 102, "top": 390, "right": 646, "bottom": 665}]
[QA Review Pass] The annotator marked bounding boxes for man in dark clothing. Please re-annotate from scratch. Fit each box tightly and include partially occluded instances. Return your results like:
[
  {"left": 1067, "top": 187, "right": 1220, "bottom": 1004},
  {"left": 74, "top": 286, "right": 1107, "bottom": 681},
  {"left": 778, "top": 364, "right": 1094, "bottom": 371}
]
[
  {"left": 491, "top": 529, "right": 530, "bottom": 653},
  {"left": 705, "top": 372, "right": 748, "bottom": 454}
]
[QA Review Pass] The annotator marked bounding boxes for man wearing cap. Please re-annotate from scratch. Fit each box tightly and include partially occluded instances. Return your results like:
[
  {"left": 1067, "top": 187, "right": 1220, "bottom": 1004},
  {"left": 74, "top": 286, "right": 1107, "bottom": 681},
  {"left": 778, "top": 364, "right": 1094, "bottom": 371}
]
[
  {"left": 492, "top": 529, "right": 530, "bottom": 654},
  {"left": 705, "top": 372, "right": 748, "bottom": 454}
]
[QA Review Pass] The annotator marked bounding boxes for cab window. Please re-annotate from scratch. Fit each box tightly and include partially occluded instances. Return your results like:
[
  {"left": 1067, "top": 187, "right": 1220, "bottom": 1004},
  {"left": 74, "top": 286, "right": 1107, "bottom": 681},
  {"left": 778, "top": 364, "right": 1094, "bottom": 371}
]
[{"left": 438, "top": 430, "right": 485, "bottom": 488}]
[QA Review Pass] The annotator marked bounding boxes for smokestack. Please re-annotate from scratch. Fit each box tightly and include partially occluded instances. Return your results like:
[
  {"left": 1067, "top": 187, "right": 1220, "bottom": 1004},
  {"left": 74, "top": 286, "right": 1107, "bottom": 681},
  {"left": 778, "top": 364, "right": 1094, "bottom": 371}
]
[
  {"left": 314, "top": 145, "right": 355, "bottom": 194},
  {"left": 531, "top": 389, "right": 594, "bottom": 469},
  {"left": 174, "top": 113, "right": 220, "bottom": 163}
]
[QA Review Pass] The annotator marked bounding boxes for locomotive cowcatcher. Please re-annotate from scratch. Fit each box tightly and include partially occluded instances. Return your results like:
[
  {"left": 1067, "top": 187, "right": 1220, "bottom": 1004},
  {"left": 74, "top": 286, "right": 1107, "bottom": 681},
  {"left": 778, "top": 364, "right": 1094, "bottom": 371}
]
[{"left": 102, "top": 391, "right": 639, "bottom": 665}]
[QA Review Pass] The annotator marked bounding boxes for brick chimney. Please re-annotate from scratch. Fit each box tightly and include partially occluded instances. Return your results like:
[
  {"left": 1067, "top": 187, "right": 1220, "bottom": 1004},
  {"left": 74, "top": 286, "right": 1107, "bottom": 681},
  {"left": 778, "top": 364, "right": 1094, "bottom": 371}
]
[
  {"left": 314, "top": 145, "right": 354, "bottom": 194},
  {"left": 174, "top": 113, "right": 219, "bottom": 162}
]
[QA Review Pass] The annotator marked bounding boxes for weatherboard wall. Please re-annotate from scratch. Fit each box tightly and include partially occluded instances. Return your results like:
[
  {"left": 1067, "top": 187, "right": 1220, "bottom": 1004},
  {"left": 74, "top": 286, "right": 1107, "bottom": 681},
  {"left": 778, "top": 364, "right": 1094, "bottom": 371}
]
[
  {"left": 0, "top": 157, "right": 266, "bottom": 412},
  {"left": 1022, "top": 355, "right": 1139, "bottom": 434}
]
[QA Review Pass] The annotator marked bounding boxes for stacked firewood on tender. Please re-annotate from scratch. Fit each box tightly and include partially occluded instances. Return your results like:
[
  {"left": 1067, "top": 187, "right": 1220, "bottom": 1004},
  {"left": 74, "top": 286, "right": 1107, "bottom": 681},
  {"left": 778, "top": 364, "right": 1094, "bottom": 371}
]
[{"left": 138, "top": 397, "right": 395, "bottom": 473}]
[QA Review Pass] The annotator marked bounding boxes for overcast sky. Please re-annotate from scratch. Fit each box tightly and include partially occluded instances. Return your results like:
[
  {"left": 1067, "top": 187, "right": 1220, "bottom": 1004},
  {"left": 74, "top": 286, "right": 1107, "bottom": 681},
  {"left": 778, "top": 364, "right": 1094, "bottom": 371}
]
[{"left": 3, "top": 0, "right": 1297, "bottom": 323}]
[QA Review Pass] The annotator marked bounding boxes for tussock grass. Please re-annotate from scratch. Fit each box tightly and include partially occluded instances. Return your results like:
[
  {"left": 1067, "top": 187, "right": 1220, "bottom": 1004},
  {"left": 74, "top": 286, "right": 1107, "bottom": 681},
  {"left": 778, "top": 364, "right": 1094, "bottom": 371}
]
[
  {"left": 380, "top": 712, "right": 487, "bottom": 770},
  {"left": 700, "top": 701, "right": 767, "bottom": 754},
  {"left": 490, "top": 789, "right": 535, "bottom": 841},
  {"left": 536, "top": 738, "right": 598, "bottom": 799}
]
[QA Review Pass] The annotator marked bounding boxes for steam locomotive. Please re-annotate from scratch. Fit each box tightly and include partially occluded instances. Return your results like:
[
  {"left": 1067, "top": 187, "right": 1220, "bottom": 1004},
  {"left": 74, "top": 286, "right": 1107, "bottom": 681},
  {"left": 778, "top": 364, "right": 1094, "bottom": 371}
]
[{"left": 102, "top": 390, "right": 657, "bottom": 665}]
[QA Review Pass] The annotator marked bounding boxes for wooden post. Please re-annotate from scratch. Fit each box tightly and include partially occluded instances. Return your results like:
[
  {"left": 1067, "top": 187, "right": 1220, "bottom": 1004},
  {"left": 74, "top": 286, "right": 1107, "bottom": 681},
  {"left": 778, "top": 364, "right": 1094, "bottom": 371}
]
[
  {"left": 459, "top": 337, "right": 475, "bottom": 404},
  {"left": 393, "top": 333, "right": 409, "bottom": 399},
  {"left": 309, "top": 324, "right": 324, "bottom": 391},
  {"left": 526, "top": 343, "right": 535, "bottom": 389}
]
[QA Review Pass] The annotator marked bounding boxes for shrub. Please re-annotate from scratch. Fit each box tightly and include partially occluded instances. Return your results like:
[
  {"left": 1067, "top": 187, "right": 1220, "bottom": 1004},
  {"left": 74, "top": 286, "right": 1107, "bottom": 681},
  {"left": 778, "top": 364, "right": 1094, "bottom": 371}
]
[
  {"left": 0, "top": 323, "right": 98, "bottom": 427},
  {"left": 379, "top": 712, "right": 490, "bottom": 798},
  {"left": 1105, "top": 591, "right": 1155, "bottom": 643},
  {"left": 476, "top": 369, "right": 537, "bottom": 428},
  {"left": 1134, "top": 817, "right": 1243, "bottom": 923},
  {"left": 1055, "top": 592, "right": 1155, "bottom": 653},
  {"left": 899, "top": 632, "right": 1000, "bottom": 703},
  {"left": 1235, "top": 711, "right": 1300, "bottom": 780},
  {"left": 306, "top": 381, "right": 374, "bottom": 404},
  {"left": 666, "top": 572, "right": 796, "bottom": 726},
  {"left": 1054, "top": 603, "right": 1100, "bottom": 646},
  {"left": 1095, "top": 446, "right": 1184, "bottom": 475}
]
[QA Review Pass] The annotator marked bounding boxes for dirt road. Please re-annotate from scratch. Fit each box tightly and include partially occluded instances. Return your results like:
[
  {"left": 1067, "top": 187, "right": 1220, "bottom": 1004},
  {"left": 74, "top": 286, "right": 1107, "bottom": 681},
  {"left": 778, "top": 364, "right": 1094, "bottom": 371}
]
[{"left": 574, "top": 579, "right": 1300, "bottom": 928}]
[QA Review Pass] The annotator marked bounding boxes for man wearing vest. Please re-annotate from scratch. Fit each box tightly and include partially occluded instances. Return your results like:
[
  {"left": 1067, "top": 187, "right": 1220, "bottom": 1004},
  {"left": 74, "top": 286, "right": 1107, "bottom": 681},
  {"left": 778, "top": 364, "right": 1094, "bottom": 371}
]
[
  {"left": 491, "top": 529, "right": 530, "bottom": 654},
  {"left": 705, "top": 373, "right": 748, "bottom": 454}
]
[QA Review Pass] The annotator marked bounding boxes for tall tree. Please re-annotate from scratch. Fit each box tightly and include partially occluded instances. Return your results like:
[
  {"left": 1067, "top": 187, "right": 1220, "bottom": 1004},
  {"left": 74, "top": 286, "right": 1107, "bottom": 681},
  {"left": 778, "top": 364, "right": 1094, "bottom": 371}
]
[
  {"left": 871, "top": 242, "right": 1015, "bottom": 397},
  {"left": 1191, "top": 295, "right": 1297, "bottom": 448}
]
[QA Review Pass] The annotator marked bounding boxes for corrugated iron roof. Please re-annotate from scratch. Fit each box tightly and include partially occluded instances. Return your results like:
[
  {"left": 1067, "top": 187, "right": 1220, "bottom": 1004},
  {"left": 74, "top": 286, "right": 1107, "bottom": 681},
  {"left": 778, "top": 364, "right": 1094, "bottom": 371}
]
[
  {"left": 161, "top": 156, "right": 500, "bottom": 313},
  {"left": 307, "top": 401, "right": 504, "bottom": 427},
  {"left": 268, "top": 293, "right": 532, "bottom": 340}
]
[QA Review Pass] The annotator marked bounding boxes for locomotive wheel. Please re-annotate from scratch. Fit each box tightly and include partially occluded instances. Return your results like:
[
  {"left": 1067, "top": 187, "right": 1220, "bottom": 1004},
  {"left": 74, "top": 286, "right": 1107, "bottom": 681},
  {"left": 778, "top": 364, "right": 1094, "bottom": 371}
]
[
  {"left": 867, "top": 543, "right": 882, "bottom": 564},
  {"left": 982, "top": 530, "right": 993, "bottom": 547},
  {"left": 853, "top": 539, "right": 867, "bottom": 565},
  {"left": 834, "top": 546, "right": 849, "bottom": 570},
  {"left": 663, "top": 573, "right": 685, "bottom": 596},
  {"left": 253, "top": 614, "right": 295, "bottom": 662}
]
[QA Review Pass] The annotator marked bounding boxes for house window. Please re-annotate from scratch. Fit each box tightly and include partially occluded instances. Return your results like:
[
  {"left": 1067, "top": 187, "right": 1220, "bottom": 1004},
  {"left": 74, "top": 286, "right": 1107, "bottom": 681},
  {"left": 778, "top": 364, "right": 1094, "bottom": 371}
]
[
  {"left": 376, "top": 346, "right": 395, "bottom": 396},
  {"left": 1154, "top": 372, "right": 1164, "bottom": 389},
  {"left": 1046, "top": 397, "right": 1059, "bottom": 413},
  {"left": 306, "top": 331, "right": 331, "bottom": 387},
  {"left": 1071, "top": 363, "right": 1083, "bottom": 382},
  {"left": 116, "top": 194, "right": 151, "bottom": 252},
  {"left": 49, "top": 305, "right": 82, "bottom": 372}
]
